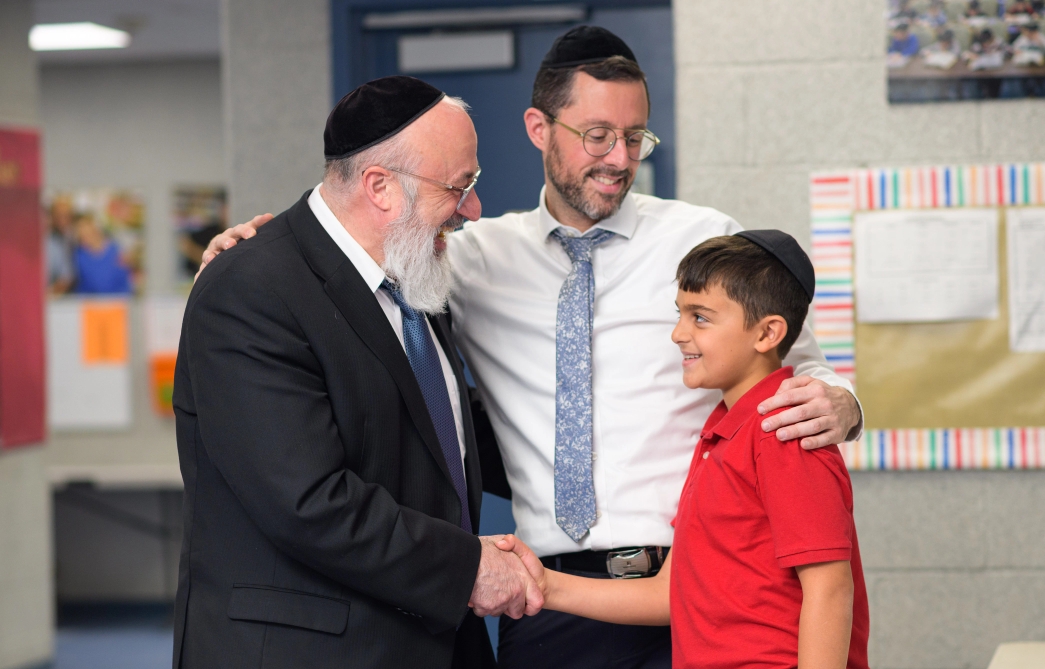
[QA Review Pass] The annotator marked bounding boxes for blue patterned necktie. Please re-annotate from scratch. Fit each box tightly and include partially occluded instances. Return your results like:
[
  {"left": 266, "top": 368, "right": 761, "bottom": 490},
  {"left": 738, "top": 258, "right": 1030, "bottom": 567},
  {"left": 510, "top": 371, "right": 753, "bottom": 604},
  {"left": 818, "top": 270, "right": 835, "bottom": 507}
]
[
  {"left": 550, "top": 227, "right": 616, "bottom": 541},
  {"left": 382, "top": 281, "right": 471, "bottom": 533}
]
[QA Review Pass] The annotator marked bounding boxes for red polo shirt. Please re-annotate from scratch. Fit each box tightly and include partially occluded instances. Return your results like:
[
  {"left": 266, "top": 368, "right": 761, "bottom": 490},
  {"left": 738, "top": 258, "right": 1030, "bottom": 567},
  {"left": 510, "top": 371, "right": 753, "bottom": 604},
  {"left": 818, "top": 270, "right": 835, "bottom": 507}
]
[{"left": 670, "top": 367, "right": 869, "bottom": 669}]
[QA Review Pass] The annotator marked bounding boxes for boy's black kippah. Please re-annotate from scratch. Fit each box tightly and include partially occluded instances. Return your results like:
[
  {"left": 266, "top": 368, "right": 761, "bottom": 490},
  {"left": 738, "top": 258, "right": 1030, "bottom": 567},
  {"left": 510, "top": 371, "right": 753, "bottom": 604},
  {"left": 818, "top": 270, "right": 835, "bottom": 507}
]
[
  {"left": 539, "top": 25, "right": 638, "bottom": 70},
  {"left": 324, "top": 75, "right": 445, "bottom": 160},
  {"left": 734, "top": 230, "right": 815, "bottom": 302}
]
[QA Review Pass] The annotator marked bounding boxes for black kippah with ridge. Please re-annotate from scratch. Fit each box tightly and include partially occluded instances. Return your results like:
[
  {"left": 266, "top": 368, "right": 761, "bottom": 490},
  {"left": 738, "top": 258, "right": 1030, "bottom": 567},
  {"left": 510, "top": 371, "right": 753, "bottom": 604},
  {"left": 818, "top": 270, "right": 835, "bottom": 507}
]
[
  {"left": 539, "top": 25, "right": 638, "bottom": 69},
  {"left": 324, "top": 75, "right": 445, "bottom": 160},
  {"left": 734, "top": 230, "right": 816, "bottom": 302}
]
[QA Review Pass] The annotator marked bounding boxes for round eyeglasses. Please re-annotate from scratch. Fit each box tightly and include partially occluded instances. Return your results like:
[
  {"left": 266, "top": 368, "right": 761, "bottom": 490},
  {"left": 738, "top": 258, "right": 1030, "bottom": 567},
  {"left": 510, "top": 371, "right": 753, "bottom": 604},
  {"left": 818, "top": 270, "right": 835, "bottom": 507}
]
[
  {"left": 382, "top": 165, "right": 481, "bottom": 211},
  {"left": 548, "top": 116, "right": 660, "bottom": 161}
]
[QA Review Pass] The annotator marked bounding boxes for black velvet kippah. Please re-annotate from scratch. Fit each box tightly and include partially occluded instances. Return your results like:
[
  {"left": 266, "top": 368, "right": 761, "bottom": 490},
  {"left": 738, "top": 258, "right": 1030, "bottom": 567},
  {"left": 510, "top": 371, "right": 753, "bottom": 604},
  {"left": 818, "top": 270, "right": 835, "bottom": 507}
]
[
  {"left": 734, "top": 230, "right": 816, "bottom": 302},
  {"left": 324, "top": 75, "right": 445, "bottom": 160},
  {"left": 539, "top": 25, "right": 638, "bottom": 70}
]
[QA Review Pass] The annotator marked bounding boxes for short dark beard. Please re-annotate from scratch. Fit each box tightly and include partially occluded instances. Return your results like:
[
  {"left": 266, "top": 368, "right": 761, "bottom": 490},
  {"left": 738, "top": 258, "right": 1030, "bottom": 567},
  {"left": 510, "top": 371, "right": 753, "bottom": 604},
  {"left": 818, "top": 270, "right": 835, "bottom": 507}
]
[{"left": 545, "top": 129, "right": 634, "bottom": 222}]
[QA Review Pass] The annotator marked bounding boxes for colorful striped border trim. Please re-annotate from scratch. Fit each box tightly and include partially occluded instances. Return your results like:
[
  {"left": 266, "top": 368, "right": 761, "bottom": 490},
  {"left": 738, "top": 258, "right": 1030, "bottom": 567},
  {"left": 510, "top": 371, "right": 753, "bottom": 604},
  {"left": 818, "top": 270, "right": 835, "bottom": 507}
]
[{"left": 809, "top": 164, "right": 1045, "bottom": 471}]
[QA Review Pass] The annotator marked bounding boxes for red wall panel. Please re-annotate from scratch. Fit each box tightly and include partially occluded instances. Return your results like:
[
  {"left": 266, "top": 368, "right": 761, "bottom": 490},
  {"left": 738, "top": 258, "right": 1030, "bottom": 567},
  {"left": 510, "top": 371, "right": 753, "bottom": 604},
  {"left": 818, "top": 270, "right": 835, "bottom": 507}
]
[{"left": 0, "top": 127, "right": 45, "bottom": 448}]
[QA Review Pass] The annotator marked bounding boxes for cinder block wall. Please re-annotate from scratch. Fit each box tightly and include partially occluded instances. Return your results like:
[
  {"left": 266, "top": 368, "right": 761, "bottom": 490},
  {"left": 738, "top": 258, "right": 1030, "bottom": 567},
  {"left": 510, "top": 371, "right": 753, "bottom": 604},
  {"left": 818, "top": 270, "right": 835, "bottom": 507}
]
[
  {"left": 674, "top": 2, "right": 1045, "bottom": 667},
  {"left": 221, "top": 0, "right": 331, "bottom": 228},
  {"left": 0, "top": 2, "right": 54, "bottom": 667}
]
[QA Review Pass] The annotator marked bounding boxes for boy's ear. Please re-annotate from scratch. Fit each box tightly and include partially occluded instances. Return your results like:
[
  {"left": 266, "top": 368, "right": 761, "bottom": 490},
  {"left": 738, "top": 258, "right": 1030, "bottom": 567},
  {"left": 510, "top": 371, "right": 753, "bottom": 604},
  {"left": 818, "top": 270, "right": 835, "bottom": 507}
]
[{"left": 753, "top": 314, "right": 788, "bottom": 355}]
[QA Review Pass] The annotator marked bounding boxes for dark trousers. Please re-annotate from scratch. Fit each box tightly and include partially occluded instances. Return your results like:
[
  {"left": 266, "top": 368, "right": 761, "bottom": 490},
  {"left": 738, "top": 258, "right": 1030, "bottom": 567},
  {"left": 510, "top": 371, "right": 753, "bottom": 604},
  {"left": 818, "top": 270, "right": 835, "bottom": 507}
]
[{"left": 497, "top": 571, "right": 671, "bottom": 669}]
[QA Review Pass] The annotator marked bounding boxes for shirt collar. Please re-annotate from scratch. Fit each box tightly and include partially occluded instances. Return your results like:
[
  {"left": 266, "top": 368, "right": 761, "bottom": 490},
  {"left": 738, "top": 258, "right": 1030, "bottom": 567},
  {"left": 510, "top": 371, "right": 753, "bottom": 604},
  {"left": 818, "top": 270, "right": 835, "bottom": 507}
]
[
  {"left": 537, "top": 185, "right": 638, "bottom": 240},
  {"left": 702, "top": 366, "right": 795, "bottom": 442},
  {"left": 307, "top": 184, "right": 387, "bottom": 294}
]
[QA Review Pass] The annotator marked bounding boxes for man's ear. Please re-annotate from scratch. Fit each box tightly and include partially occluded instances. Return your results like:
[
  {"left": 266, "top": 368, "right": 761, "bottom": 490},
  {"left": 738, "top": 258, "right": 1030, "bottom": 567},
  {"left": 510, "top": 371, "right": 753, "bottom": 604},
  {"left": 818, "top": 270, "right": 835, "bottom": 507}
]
[
  {"left": 523, "top": 107, "right": 550, "bottom": 152},
  {"left": 360, "top": 166, "right": 396, "bottom": 213},
  {"left": 753, "top": 315, "right": 788, "bottom": 354}
]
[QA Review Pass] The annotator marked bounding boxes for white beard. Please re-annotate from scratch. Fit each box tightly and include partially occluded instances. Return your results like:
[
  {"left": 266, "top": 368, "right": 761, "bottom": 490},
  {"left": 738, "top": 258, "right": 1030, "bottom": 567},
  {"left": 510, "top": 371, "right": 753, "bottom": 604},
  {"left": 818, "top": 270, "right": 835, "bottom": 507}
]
[{"left": 381, "top": 206, "right": 455, "bottom": 314}]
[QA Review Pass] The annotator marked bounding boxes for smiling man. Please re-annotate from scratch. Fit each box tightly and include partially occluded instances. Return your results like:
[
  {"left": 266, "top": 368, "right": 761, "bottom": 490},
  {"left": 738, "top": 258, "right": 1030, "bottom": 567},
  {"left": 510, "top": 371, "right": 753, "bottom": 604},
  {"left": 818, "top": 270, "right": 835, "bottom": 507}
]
[
  {"left": 173, "top": 77, "right": 541, "bottom": 669},
  {"left": 446, "top": 27, "right": 862, "bottom": 668},
  {"left": 200, "top": 27, "right": 863, "bottom": 669}
]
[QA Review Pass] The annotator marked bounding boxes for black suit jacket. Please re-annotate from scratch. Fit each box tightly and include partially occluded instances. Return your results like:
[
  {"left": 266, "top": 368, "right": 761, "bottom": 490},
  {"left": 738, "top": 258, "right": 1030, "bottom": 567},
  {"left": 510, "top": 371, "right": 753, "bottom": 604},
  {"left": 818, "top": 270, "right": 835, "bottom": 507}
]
[{"left": 172, "top": 192, "right": 493, "bottom": 669}]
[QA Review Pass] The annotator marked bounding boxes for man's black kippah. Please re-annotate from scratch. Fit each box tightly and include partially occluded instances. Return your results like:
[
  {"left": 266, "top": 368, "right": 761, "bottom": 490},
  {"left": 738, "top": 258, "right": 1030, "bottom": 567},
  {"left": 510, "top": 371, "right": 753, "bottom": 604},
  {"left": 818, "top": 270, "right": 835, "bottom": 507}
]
[
  {"left": 324, "top": 75, "right": 445, "bottom": 160},
  {"left": 734, "top": 229, "right": 816, "bottom": 302},
  {"left": 539, "top": 25, "right": 638, "bottom": 70}
]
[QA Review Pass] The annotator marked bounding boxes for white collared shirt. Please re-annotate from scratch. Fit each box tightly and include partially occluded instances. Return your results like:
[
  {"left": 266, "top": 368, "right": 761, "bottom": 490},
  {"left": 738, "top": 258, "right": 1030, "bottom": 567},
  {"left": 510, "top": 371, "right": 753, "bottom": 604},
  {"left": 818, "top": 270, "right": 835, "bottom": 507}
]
[
  {"left": 308, "top": 185, "right": 466, "bottom": 464},
  {"left": 447, "top": 188, "right": 858, "bottom": 556}
]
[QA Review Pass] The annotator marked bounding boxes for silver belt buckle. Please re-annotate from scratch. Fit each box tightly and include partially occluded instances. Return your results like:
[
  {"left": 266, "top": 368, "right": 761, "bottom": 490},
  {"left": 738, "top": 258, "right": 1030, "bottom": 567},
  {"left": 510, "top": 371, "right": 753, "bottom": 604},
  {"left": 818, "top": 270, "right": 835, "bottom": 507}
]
[{"left": 606, "top": 547, "right": 652, "bottom": 579}]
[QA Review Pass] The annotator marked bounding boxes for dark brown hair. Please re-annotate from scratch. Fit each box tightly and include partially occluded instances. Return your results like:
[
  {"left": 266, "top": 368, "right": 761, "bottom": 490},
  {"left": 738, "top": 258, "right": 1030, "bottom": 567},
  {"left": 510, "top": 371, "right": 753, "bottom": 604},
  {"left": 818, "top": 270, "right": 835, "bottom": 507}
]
[
  {"left": 676, "top": 236, "right": 809, "bottom": 358},
  {"left": 531, "top": 56, "right": 650, "bottom": 118}
]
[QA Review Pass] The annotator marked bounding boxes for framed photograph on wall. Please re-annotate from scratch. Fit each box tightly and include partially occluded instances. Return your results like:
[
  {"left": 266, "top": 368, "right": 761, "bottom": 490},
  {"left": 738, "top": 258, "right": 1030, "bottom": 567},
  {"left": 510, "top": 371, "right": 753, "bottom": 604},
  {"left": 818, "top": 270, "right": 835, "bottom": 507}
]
[
  {"left": 45, "top": 189, "right": 145, "bottom": 296},
  {"left": 887, "top": 0, "right": 1045, "bottom": 102},
  {"left": 173, "top": 185, "right": 227, "bottom": 283}
]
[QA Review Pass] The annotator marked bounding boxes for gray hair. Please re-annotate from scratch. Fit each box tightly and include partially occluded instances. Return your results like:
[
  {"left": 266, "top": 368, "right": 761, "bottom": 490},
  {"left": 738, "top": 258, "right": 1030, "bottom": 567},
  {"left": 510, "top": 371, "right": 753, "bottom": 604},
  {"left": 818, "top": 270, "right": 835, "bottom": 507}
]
[{"left": 323, "top": 96, "right": 471, "bottom": 194}]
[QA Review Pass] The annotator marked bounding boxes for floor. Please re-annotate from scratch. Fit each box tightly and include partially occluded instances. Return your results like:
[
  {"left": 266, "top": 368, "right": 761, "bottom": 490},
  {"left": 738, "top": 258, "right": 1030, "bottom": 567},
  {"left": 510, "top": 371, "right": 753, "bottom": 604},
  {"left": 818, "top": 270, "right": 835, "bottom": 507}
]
[{"left": 51, "top": 604, "right": 174, "bottom": 669}]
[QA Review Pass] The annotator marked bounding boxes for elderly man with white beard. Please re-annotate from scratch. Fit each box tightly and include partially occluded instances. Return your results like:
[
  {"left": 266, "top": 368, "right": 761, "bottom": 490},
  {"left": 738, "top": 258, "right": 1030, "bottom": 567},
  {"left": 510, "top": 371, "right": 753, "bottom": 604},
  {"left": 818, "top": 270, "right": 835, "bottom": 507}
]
[{"left": 171, "top": 76, "right": 538, "bottom": 669}]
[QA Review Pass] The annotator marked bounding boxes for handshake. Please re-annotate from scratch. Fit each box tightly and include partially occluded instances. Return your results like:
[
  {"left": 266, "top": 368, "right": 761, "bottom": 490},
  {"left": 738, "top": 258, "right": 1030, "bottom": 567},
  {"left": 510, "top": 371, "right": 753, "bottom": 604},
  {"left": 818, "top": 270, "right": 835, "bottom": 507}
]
[{"left": 467, "top": 534, "right": 547, "bottom": 618}]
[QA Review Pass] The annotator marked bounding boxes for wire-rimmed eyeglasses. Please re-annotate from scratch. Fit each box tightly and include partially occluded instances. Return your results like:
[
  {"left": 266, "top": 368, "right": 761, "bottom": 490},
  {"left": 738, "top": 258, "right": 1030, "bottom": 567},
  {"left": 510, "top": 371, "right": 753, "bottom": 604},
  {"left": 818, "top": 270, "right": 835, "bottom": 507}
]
[
  {"left": 382, "top": 165, "right": 482, "bottom": 211},
  {"left": 547, "top": 116, "right": 660, "bottom": 161}
]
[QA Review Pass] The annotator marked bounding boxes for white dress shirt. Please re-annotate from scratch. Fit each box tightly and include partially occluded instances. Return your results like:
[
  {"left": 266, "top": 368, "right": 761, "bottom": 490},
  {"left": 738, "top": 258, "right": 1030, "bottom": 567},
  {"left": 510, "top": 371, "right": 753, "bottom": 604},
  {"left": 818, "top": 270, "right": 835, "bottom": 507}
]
[
  {"left": 447, "top": 188, "right": 858, "bottom": 556},
  {"left": 308, "top": 185, "right": 466, "bottom": 464}
]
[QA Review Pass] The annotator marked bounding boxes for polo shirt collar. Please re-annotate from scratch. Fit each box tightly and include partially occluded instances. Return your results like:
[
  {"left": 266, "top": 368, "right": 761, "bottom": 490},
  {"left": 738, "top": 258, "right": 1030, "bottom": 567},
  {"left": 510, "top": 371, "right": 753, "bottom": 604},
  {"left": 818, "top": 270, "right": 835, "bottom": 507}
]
[
  {"left": 705, "top": 366, "right": 795, "bottom": 441},
  {"left": 308, "top": 183, "right": 387, "bottom": 295},
  {"left": 538, "top": 185, "right": 638, "bottom": 240}
]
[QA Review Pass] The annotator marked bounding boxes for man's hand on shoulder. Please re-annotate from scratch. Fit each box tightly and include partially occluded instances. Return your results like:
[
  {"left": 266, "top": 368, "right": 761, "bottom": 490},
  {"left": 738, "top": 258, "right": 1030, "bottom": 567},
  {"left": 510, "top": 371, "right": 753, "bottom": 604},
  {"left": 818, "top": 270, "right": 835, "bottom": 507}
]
[
  {"left": 756, "top": 376, "right": 861, "bottom": 450},
  {"left": 468, "top": 535, "right": 543, "bottom": 619},
  {"left": 194, "top": 213, "right": 274, "bottom": 281}
]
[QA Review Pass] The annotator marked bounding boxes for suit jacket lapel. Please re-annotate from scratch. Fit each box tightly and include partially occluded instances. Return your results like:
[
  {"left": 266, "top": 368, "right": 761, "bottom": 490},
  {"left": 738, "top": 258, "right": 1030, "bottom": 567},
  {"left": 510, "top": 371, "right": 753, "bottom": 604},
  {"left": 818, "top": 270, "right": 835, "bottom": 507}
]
[
  {"left": 430, "top": 311, "right": 483, "bottom": 532},
  {"left": 285, "top": 193, "right": 455, "bottom": 488}
]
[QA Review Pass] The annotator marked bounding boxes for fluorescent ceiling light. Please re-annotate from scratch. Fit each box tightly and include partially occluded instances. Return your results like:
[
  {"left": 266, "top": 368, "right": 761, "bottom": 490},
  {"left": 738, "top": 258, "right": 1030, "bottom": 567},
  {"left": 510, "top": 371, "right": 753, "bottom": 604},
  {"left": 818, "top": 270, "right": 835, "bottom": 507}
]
[
  {"left": 363, "top": 4, "right": 586, "bottom": 30},
  {"left": 29, "top": 22, "right": 131, "bottom": 51}
]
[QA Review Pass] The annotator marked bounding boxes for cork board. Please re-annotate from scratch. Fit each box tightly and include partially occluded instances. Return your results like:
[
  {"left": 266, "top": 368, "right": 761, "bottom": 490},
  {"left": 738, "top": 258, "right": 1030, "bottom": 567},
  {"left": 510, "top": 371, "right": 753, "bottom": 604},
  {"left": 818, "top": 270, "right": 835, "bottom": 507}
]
[
  {"left": 810, "top": 165, "right": 1045, "bottom": 470},
  {"left": 854, "top": 210, "right": 1045, "bottom": 430}
]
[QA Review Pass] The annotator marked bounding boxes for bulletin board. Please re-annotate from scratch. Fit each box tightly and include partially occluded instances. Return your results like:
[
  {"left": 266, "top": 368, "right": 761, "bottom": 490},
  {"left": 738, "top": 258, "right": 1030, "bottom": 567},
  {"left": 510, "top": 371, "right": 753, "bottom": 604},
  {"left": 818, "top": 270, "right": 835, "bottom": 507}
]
[{"left": 810, "top": 164, "right": 1045, "bottom": 470}]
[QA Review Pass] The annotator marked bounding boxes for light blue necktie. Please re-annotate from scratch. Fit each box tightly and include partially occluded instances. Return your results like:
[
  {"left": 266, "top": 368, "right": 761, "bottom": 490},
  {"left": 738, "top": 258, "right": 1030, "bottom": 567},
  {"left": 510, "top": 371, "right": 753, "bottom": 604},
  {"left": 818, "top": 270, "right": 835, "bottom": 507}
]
[
  {"left": 382, "top": 281, "right": 471, "bottom": 533},
  {"left": 550, "top": 227, "right": 616, "bottom": 542}
]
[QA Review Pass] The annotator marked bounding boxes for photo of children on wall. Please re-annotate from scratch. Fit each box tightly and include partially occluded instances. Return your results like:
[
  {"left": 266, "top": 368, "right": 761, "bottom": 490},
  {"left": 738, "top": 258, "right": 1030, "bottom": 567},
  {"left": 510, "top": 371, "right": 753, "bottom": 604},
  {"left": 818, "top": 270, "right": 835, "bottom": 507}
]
[
  {"left": 46, "top": 189, "right": 145, "bottom": 295},
  {"left": 888, "top": 0, "right": 1045, "bottom": 102},
  {"left": 173, "top": 185, "right": 227, "bottom": 283}
]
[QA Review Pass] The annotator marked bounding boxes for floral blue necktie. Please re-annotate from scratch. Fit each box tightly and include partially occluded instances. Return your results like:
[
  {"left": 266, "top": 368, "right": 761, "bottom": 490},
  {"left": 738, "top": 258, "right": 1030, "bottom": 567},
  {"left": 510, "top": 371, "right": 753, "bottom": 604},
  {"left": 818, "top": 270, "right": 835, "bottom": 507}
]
[{"left": 550, "top": 227, "right": 616, "bottom": 541}]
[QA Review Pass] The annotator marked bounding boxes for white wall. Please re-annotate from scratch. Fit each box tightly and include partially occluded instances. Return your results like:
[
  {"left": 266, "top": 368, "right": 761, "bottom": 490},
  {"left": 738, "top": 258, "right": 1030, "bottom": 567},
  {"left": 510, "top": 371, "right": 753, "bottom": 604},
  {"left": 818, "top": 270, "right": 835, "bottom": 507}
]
[
  {"left": 674, "top": 1, "right": 1045, "bottom": 667},
  {"left": 40, "top": 59, "right": 223, "bottom": 601},
  {"left": 0, "top": 1, "right": 54, "bottom": 667},
  {"left": 41, "top": 59, "right": 225, "bottom": 296}
]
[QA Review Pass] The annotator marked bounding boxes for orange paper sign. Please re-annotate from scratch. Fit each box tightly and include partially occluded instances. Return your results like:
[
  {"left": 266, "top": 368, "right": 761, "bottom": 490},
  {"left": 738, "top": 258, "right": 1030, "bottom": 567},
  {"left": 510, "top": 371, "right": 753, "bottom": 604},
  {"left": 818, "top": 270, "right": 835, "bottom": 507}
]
[
  {"left": 149, "top": 353, "right": 178, "bottom": 416},
  {"left": 81, "top": 302, "right": 129, "bottom": 364}
]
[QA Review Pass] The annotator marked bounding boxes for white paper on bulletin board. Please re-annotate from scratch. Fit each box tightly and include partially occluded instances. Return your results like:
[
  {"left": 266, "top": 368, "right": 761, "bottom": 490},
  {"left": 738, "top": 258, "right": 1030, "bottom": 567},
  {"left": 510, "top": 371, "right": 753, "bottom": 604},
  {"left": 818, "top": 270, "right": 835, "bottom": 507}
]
[
  {"left": 47, "top": 298, "right": 132, "bottom": 430},
  {"left": 1007, "top": 207, "right": 1045, "bottom": 352},
  {"left": 853, "top": 208, "right": 999, "bottom": 323},
  {"left": 144, "top": 296, "right": 185, "bottom": 355}
]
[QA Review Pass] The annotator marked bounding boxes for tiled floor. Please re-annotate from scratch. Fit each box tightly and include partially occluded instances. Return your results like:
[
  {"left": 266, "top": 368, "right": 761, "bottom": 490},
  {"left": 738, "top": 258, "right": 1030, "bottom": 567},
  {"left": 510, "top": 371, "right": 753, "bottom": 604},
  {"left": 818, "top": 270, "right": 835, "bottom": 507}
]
[{"left": 53, "top": 604, "right": 173, "bottom": 669}]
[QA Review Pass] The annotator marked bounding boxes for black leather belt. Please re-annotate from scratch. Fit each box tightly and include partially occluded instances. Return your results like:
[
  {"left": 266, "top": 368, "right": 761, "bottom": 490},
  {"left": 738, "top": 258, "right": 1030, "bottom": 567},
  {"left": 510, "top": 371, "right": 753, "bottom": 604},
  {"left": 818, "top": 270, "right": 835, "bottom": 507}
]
[{"left": 540, "top": 547, "right": 669, "bottom": 579}]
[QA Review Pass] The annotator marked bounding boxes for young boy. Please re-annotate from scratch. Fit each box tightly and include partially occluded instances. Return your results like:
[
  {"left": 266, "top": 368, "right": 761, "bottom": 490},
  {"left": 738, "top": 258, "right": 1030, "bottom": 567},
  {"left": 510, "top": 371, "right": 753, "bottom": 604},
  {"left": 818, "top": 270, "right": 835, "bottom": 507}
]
[{"left": 498, "top": 230, "right": 869, "bottom": 669}]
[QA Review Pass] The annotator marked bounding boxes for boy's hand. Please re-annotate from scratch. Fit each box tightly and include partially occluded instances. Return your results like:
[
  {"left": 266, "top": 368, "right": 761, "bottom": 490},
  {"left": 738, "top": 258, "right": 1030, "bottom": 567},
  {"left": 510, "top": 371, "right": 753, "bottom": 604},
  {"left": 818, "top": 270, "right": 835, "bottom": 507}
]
[
  {"left": 757, "top": 376, "right": 860, "bottom": 450},
  {"left": 495, "top": 535, "right": 547, "bottom": 598},
  {"left": 195, "top": 213, "right": 273, "bottom": 281}
]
